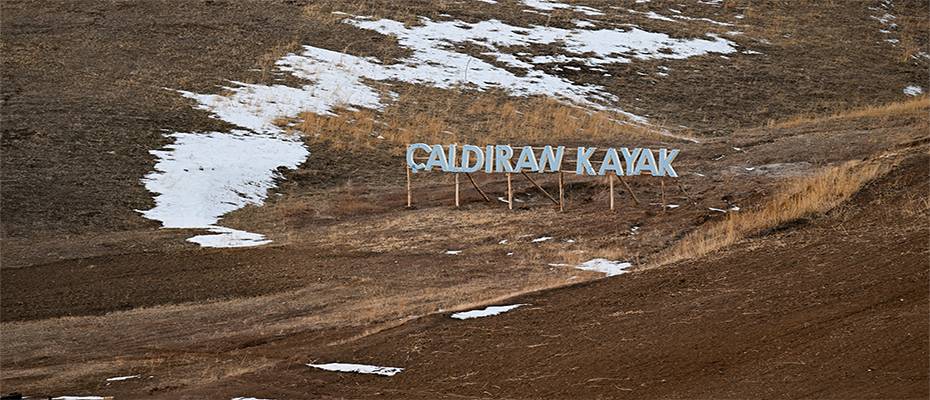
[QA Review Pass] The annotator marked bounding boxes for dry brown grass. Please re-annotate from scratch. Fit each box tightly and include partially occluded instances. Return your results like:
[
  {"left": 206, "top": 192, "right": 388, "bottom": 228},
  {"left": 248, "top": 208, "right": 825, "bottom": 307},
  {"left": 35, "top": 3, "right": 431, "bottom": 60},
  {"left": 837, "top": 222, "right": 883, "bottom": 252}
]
[
  {"left": 328, "top": 272, "right": 575, "bottom": 346},
  {"left": 650, "top": 159, "right": 889, "bottom": 268},
  {"left": 291, "top": 87, "right": 673, "bottom": 151},
  {"left": 770, "top": 96, "right": 929, "bottom": 129},
  {"left": 257, "top": 39, "right": 300, "bottom": 82}
]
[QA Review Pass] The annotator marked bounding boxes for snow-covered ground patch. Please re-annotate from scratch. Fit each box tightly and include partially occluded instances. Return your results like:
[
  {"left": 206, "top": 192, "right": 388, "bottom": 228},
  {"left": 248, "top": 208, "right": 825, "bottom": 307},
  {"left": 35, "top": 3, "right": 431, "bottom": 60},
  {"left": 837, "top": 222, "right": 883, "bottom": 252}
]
[
  {"left": 281, "top": 15, "right": 738, "bottom": 120},
  {"left": 522, "top": 0, "right": 604, "bottom": 16},
  {"left": 575, "top": 258, "right": 633, "bottom": 277},
  {"left": 140, "top": 131, "right": 307, "bottom": 248},
  {"left": 307, "top": 363, "right": 403, "bottom": 376},
  {"left": 52, "top": 397, "right": 106, "bottom": 400},
  {"left": 105, "top": 374, "right": 140, "bottom": 382},
  {"left": 870, "top": 0, "right": 898, "bottom": 45},
  {"left": 903, "top": 85, "right": 924, "bottom": 96},
  {"left": 451, "top": 304, "right": 528, "bottom": 319},
  {"left": 531, "top": 236, "right": 553, "bottom": 243}
]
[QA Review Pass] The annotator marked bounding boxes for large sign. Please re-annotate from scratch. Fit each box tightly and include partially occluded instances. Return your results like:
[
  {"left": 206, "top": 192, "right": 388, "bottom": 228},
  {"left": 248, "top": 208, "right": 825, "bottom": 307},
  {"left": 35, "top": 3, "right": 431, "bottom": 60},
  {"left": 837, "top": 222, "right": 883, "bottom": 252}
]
[{"left": 406, "top": 144, "right": 679, "bottom": 177}]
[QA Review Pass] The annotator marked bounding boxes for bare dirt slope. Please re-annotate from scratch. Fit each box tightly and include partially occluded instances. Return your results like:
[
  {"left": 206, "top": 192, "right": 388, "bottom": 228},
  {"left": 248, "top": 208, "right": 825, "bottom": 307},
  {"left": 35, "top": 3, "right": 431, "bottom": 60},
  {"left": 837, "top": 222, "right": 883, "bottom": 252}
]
[
  {"left": 1, "top": 112, "right": 926, "bottom": 398},
  {"left": 2, "top": 0, "right": 927, "bottom": 241},
  {"left": 164, "top": 153, "right": 929, "bottom": 400},
  {"left": 1, "top": 0, "right": 928, "bottom": 398}
]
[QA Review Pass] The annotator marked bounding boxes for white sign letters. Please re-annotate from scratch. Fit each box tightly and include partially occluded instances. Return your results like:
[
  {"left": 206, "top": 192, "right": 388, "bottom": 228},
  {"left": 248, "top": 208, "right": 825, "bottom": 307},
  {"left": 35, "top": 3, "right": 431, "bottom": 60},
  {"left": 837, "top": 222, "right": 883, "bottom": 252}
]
[{"left": 406, "top": 144, "right": 679, "bottom": 177}]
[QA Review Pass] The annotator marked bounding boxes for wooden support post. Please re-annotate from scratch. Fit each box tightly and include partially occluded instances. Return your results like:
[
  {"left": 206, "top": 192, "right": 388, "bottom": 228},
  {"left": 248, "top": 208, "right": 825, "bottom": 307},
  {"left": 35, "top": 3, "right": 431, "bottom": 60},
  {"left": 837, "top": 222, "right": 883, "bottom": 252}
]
[
  {"left": 617, "top": 175, "right": 640, "bottom": 205},
  {"left": 507, "top": 173, "right": 513, "bottom": 210},
  {"left": 454, "top": 173, "right": 460, "bottom": 207},
  {"left": 677, "top": 181, "right": 697, "bottom": 206},
  {"left": 558, "top": 171, "right": 565, "bottom": 212},
  {"left": 609, "top": 174, "right": 615, "bottom": 211},
  {"left": 465, "top": 172, "right": 491, "bottom": 202},
  {"left": 520, "top": 171, "right": 559, "bottom": 205},
  {"left": 406, "top": 165, "right": 412, "bottom": 208},
  {"left": 660, "top": 178, "right": 666, "bottom": 212}
]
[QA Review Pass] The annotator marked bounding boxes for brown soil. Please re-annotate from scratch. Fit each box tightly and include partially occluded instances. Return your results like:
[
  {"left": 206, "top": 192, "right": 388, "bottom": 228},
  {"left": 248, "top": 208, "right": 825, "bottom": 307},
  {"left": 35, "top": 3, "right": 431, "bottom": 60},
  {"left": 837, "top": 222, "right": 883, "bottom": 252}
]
[
  {"left": 151, "top": 153, "right": 930, "bottom": 400},
  {"left": 1, "top": 0, "right": 928, "bottom": 398},
  {"left": 2, "top": 0, "right": 927, "bottom": 239}
]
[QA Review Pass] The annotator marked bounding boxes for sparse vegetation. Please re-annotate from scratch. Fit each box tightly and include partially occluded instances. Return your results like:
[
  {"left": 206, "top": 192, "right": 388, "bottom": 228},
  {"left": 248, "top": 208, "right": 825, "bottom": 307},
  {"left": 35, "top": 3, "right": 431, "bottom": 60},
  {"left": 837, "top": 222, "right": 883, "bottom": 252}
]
[
  {"left": 769, "top": 96, "right": 929, "bottom": 129},
  {"left": 258, "top": 39, "right": 300, "bottom": 82},
  {"left": 651, "top": 159, "right": 890, "bottom": 268},
  {"left": 292, "top": 87, "right": 676, "bottom": 151},
  {"left": 4, "top": 0, "right": 929, "bottom": 396}
]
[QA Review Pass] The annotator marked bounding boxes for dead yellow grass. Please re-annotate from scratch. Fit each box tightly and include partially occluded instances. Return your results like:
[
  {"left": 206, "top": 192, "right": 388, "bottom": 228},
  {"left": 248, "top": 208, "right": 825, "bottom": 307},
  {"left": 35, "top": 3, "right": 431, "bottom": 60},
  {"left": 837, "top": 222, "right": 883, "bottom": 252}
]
[
  {"left": 650, "top": 159, "right": 889, "bottom": 268},
  {"left": 258, "top": 39, "right": 300, "bottom": 82},
  {"left": 327, "top": 272, "right": 576, "bottom": 346},
  {"left": 292, "top": 87, "right": 672, "bottom": 151},
  {"left": 770, "top": 96, "right": 929, "bottom": 129}
]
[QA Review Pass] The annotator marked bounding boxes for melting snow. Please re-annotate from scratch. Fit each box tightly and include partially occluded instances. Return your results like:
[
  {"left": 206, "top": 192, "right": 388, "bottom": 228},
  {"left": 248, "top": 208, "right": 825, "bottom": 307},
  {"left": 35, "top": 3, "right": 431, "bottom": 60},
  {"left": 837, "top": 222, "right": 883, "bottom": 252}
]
[
  {"left": 279, "top": 15, "right": 739, "bottom": 121},
  {"left": 308, "top": 363, "right": 403, "bottom": 376},
  {"left": 105, "top": 374, "right": 140, "bottom": 382},
  {"left": 630, "top": 10, "right": 677, "bottom": 22},
  {"left": 870, "top": 0, "right": 898, "bottom": 46},
  {"left": 522, "top": 0, "right": 604, "bottom": 16},
  {"left": 532, "top": 236, "right": 554, "bottom": 243},
  {"left": 445, "top": 250, "right": 463, "bottom": 255},
  {"left": 574, "top": 19, "right": 596, "bottom": 28},
  {"left": 451, "top": 304, "right": 527, "bottom": 319},
  {"left": 143, "top": 12, "right": 741, "bottom": 247},
  {"left": 52, "top": 397, "right": 106, "bottom": 400},
  {"left": 140, "top": 131, "right": 307, "bottom": 248},
  {"left": 576, "top": 258, "right": 633, "bottom": 277},
  {"left": 903, "top": 85, "right": 923, "bottom": 96}
]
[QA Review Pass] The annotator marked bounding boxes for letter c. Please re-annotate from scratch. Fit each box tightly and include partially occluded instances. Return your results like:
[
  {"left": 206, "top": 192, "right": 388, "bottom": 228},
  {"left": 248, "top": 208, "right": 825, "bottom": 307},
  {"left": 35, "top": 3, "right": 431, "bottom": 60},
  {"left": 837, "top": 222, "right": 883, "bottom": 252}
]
[{"left": 406, "top": 143, "right": 431, "bottom": 173}]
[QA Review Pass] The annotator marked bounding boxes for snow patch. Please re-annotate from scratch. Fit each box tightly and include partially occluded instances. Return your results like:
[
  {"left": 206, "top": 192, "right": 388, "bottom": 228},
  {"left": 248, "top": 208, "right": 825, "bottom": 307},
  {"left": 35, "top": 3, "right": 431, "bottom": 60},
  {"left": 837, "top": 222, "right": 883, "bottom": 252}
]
[
  {"left": 277, "top": 15, "right": 739, "bottom": 120},
  {"left": 307, "top": 363, "right": 403, "bottom": 376},
  {"left": 903, "top": 85, "right": 923, "bottom": 96},
  {"left": 576, "top": 258, "right": 633, "bottom": 277},
  {"left": 140, "top": 131, "right": 307, "bottom": 247},
  {"left": 871, "top": 0, "right": 898, "bottom": 46},
  {"left": 451, "top": 304, "right": 528, "bottom": 319},
  {"left": 52, "top": 397, "right": 106, "bottom": 400},
  {"left": 143, "top": 12, "right": 741, "bottom": 247},
  {"left": 106, "top": 374, "right": 141, "bottom": 382},
  {"left": 522, "top": 0, "right": 604, "bottom": 16}
]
